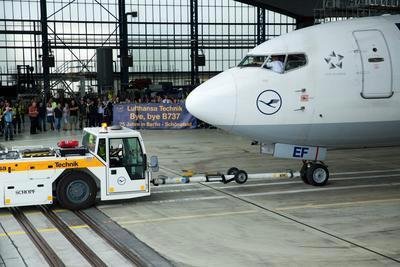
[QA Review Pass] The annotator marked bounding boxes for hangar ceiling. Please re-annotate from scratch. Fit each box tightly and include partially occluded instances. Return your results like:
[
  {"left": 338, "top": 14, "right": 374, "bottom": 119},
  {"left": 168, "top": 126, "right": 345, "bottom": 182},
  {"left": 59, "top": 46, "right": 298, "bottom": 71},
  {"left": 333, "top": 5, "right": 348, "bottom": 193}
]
[
  {"left": 237, "top": 0, "right": 400, "bottom": 19},
  {"left": 236, "top": 0, "right": 320, "bottom": 18}
]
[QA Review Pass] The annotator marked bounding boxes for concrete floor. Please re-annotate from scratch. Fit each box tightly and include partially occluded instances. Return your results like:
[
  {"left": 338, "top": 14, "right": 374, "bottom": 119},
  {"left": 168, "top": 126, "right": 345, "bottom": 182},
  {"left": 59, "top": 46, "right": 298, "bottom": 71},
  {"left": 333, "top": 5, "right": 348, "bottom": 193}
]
[{"left": 1, "top": 128, "right": 400, "bottom": 266}]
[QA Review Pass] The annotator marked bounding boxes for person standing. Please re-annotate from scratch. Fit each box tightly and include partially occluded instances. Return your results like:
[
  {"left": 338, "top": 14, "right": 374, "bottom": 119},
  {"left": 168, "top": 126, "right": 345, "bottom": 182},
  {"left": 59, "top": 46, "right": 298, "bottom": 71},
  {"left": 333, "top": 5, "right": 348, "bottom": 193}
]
[
  {"left": 38, "top": 102, "right": 47, "bottom": 132},
  {"left": 54, "top": 103, "right": 62, "bottom": 132},
  {"left": 78, "top": 98, "right": 87, "bottom": 130},
  {"left": 103, "top": 101, "right": 113, "bottom": 126},
  {"left": 97, "top": 101, "right": 104, "bottom": 126},
  {"left": 88, "top": 99, "right": 97, "bottom": 127},
  {"left": 62, "top": 103, "right": 70, "bottom": 131},
  {"left": 3, "top": 104, "right": 14, "bottom": 141},
  {"left": 28, "top": 101, "right": 39, "bottom": 134},
  {"left": 19, "top": 98, "right": 26, "bottom": 126},
  {"left": 0, "top": 101, "right": 4, "bottom": 137},
  {"left": 46, "top": 102, "right": 55, "bottom": 131},
  {"left": 14, "top": 101, "right": 22, "bottom": 134},
  {"left": 69, "top": 99, "right": 78, "bottom": 130}
]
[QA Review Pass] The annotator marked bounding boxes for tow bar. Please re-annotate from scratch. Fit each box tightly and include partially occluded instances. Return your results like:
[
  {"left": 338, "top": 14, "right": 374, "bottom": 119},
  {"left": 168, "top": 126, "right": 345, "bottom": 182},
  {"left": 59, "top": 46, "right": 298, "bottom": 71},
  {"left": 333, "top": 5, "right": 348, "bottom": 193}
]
[{"left": 151, "top": 167, "right": 295, "bottom": 186}]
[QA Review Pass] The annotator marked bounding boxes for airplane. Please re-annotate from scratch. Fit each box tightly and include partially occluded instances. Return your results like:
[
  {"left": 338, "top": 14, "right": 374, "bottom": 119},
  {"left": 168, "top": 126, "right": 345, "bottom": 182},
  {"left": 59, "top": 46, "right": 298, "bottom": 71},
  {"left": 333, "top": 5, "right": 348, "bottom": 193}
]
[{"left": 186, "top": 15, "right": 400, "bottom": 186}]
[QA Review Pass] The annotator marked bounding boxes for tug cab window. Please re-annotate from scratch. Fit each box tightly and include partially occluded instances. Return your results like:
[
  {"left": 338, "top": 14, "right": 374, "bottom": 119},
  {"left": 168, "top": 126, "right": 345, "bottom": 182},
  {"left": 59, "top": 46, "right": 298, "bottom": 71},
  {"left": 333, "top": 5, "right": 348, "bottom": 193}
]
[
  {"left": 109, "top": 138, "right": 145, "bottom": 180},
  {"left": 238, "top": 55, "right": 267, "bottom": 67},
  {"left": 82, "top": 132, "right": 96, "bottom": 153},
  {"left": 97, "top": 138, "right": 106, "bottom": 161},
  {"left": 285, "top": 54, "right": 307, "bottom": 71}
]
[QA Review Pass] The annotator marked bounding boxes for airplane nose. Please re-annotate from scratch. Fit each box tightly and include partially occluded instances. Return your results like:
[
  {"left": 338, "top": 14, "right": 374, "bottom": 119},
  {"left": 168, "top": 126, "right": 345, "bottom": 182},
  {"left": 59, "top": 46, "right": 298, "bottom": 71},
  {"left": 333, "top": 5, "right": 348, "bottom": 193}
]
[{"left": 186, "top": 71, "right": 236, "bottom": 130}]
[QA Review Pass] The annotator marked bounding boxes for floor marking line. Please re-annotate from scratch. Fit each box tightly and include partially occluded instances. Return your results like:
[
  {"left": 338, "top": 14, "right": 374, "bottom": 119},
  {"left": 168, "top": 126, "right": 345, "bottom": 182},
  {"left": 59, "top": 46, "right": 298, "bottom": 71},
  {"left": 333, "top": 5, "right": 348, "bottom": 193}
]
[
  {"left": 159, "top": 166, "right": 182, "bottom": 176},
  {"left": 152, "top": 188, "right": 209, "bottom": 194},
  {"left": 147, "top": 195, "right": 226, "bottom": 204},
  {"left": 200, "top": 182, "right": 400, "bottom": 264},
  {"left": 151, "top": 173, "right": 400, "bottom": 193},
  {"left": 332, "top": 168, "right": 400, "bottom": 176},
  {"left": 146, "top": 183, "right": 400, "bottom": 203},
  {"left": 151, "top": 173, "right": 400, "bottom": 194},
  {"left": 152, "top": 175, "right": 400, "bottom": 195},
  {"left": 275, "top": 198, "right": 400, "bottom": 211},
  {"left": 333, "top": 173, "right": 400, "bottom": 180},
  {"left": 0, "top": 225, "right": 89, "bottom": 238},
  {"left": 119, "top": 210, "right": 257, "bottom": 225},
  {"left": 238, "top": 182, "right": 400, "bottom": 197}
]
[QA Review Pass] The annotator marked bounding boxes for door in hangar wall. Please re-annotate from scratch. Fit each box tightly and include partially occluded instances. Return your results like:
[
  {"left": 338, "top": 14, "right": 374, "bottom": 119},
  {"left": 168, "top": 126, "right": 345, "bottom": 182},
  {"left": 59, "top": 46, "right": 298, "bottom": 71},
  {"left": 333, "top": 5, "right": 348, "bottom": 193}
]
[{"left": 353, "top": 30, "right": 393, "bottom": 98}]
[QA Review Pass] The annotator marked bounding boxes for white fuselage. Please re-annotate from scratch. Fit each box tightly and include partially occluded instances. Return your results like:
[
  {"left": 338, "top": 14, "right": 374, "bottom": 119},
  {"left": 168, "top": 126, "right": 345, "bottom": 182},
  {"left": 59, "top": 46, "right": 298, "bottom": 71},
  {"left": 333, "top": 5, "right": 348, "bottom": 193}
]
[{"left": 186, "top": 15, "right": 400, "bottom": 148}]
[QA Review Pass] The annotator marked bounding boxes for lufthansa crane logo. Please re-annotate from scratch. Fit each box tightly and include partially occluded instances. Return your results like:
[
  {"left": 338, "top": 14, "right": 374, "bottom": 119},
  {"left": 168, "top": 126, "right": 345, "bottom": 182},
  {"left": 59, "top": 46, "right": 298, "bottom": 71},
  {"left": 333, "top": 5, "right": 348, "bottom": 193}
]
[
  {"left": 116, "top": 105, "right": 125, "bottom": 112},
  {"left": 117, "top": 176, "right": 126, "bottom": 185},
  {"left": 256, "top": 90, "right": 282, "bottom": 115}
]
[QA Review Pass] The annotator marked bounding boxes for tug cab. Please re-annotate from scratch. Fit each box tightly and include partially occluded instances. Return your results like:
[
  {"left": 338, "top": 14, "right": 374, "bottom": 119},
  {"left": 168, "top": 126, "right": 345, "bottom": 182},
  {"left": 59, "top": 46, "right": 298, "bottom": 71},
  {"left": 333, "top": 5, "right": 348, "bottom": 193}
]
[{"left": 82, "top": 125, "right": 151, "bottom": 197}]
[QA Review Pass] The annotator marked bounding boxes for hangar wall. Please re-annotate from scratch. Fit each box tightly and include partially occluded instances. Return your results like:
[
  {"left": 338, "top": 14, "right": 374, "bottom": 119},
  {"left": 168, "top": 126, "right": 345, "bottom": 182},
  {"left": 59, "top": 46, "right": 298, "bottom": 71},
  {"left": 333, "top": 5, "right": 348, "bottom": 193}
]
[{"left": 0, "top": 0, "right": 296, "bottom": 95}]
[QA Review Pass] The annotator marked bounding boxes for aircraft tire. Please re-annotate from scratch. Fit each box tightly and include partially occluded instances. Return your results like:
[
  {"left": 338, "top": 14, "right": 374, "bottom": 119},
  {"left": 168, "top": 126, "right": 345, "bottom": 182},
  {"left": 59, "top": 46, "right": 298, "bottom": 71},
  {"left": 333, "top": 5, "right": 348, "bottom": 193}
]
[
  {"left": 234, "top": 170, "right": 248, "bottom": 184},
  {"left": 306, "top": 164, "right": 329, "bottom": 186},
  {"left": 300, "top": 164, "right": 309, "bottom": 184},
  {"left": 57, "top": 171, "right": 97, "bottom": 210}
]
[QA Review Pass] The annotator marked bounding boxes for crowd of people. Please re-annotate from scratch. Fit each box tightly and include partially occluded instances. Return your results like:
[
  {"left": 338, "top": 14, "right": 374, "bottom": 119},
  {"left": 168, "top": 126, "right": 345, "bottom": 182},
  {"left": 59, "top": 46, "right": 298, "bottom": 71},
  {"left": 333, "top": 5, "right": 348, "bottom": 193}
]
[
  {"left": 0, "top": 93, "right": 198, "bottom": 142},
  {"left": 27, "top": 97, "right": 115, "bottom": 135}
]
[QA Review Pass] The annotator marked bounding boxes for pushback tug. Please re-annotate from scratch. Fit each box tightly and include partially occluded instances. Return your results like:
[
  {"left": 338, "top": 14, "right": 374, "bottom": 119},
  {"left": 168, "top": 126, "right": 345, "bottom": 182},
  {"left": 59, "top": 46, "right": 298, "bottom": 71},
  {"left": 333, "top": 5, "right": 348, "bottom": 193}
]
[{"left": 0, "top": 125, "right": 158, "bottom": 210}]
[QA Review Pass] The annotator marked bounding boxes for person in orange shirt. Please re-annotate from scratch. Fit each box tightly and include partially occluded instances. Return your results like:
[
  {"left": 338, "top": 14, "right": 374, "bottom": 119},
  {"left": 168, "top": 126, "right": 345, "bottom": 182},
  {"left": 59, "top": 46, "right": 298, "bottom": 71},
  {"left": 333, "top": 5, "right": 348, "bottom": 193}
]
[{"left": 28, "top": 101, "right": 39, "bottom": 134}]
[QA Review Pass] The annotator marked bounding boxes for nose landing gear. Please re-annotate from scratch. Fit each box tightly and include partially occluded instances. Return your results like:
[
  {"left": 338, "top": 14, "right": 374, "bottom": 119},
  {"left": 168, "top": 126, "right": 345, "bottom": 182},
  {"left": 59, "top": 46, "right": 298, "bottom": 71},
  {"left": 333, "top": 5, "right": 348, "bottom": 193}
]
[{"left": 300, "top": 160, "right": 329, "bottom": 186}]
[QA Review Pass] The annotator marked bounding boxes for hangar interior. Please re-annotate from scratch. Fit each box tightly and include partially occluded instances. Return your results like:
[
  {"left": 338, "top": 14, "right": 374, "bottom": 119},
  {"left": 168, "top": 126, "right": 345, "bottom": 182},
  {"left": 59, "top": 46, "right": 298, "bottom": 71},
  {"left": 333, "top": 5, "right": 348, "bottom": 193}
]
[
  {"left": 1, "top": 0, "right": 399, "bottom": 100},
  {"left": 0, "top": 0, "right": 399, "bottom": 100},
  {"left": 0, "top": 1, "right": 400, "bottom": 266}
]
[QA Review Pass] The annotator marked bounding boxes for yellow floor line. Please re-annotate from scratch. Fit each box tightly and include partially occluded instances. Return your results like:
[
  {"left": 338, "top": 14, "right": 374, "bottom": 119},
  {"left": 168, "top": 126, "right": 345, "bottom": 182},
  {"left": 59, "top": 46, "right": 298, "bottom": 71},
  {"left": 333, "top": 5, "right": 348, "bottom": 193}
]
[
  {"left": 275, "top": 198, "right": 400, "bottom": 211},
  {"left": 1, "top": 211, "right": 257, "bottom": 236},
  {"left": 119, "top": 210, "right": 257, "bottom": 225},
  {"left": 0, "top": 224, "right": 89, "bottom": 238}
]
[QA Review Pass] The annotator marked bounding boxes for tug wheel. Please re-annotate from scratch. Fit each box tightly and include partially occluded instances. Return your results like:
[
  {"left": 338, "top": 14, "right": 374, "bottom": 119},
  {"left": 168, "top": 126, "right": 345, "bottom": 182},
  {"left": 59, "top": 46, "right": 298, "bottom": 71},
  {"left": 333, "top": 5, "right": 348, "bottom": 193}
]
[
  {"left": 56, "top": 171, "right": 97, "bottom": 210},
  {"left": 306, "top": 164, "right": 329, "bottom": 186},
  {"left": 234, "top": 170, "right": 248, "bottom": 184},
  {"left": 227, "top": 167, "right": 239, "bottom": 176}
]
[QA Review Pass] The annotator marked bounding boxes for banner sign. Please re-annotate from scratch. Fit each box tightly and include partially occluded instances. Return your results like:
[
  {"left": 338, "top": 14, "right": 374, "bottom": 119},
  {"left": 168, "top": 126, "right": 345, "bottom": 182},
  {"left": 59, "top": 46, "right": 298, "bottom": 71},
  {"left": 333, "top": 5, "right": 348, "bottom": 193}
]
[{"left": 113, "top": 103, "right": 197, "bottom": 129}]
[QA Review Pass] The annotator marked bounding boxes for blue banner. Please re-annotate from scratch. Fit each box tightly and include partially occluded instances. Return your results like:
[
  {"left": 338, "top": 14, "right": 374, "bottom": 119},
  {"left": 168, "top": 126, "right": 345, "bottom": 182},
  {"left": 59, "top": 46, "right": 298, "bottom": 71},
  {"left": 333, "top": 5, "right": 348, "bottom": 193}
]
[{"left": 113, "top": 103, "right": 197, "bottom": 129}]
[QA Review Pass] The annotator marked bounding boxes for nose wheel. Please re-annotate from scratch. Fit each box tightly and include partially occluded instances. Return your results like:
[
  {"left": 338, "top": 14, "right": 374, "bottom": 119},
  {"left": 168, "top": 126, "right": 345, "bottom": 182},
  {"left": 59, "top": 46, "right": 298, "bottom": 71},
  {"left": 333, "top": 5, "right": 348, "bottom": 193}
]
[{"left": 300, "top": 161, "right": 329, "bottom": 186}]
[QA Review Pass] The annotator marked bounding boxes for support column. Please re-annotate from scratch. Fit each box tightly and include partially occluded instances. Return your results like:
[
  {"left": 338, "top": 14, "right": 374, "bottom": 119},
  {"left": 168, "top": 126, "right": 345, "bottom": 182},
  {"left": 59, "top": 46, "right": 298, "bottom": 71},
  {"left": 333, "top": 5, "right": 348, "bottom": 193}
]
[
  {"left": 257, "top": 7, "right": 266, "bottom": 45},
  {"left": 190, "top": 0, "right": 199, "bottom": 86},
  {"left": 40, "top": 0, "right": 50, "bottom": 101},
  {"left": 119, "top": 0, "right": 129, "bottom": 92}
]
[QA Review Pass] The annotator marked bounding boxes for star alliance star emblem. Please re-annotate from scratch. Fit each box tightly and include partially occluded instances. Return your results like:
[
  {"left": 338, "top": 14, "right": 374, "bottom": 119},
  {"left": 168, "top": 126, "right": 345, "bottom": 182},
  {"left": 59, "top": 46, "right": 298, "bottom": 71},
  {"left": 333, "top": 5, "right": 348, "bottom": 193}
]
[{"left": 324, "top": 51, "right": 344, "bottom": 69}]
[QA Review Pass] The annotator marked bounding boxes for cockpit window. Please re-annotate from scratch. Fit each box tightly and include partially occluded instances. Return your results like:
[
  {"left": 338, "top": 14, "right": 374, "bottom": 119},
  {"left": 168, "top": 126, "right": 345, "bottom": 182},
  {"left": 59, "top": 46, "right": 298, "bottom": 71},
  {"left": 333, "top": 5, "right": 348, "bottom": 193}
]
[
  {"left": 238, "top": 55, "right": 267, "bottom": 67},
  {"left": 285, "top": 54, "right": 307, "bottom": 71},
  {"left": 239, "top": 53, "right": 307, "bottom": 73},
  {"left": 264, "top": 54, "right": 286, "bottom": 74},
  {"left": 396, "top": 23, "right": 400, "bottom": 31}
]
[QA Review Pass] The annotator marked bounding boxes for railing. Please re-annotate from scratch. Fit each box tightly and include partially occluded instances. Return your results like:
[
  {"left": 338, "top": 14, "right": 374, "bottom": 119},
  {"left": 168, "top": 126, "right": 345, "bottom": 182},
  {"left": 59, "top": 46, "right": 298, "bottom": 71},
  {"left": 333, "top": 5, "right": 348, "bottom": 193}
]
[
  {"left": 322, "top": 0, "right": 400, "bottom": 8},
  {"left": 50, "top": 59, "right": 95, "bottom": 98},
  {"left": 315, "top": 0, "right": 400, "bottom": 22}
]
